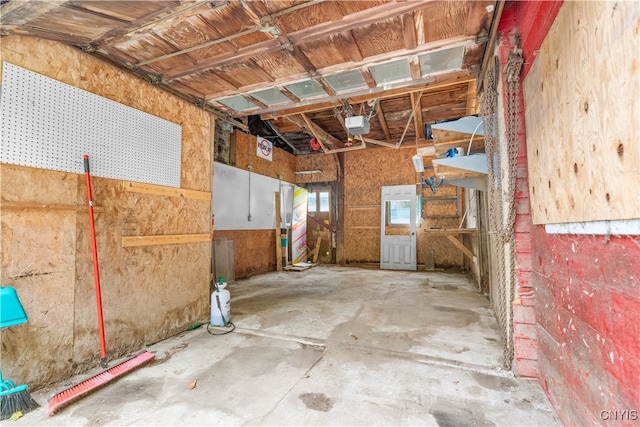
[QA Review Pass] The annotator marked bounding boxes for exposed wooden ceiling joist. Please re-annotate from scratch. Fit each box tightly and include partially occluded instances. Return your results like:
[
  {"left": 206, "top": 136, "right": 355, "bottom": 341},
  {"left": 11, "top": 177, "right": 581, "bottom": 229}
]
[{"left": 0, "top": 0, "right": 499, "bottom": 156}]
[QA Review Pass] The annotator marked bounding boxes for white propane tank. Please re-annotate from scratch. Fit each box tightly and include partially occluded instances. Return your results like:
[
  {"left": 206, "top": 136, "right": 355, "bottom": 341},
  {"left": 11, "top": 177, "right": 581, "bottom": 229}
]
[{"left": 210, "top": 277, "right": 231, "bottom": 326}]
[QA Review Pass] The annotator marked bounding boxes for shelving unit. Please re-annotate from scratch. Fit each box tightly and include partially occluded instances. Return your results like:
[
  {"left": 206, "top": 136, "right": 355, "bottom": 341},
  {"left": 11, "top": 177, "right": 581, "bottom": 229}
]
[{"left": 429, "top": 116, "right": 488, "bottom": 190}]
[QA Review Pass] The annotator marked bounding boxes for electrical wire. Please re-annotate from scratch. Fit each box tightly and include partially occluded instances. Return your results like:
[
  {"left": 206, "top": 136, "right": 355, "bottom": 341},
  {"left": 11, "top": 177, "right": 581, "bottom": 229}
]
[
  {"left": 466, "top": 120, "right": 483, "bottom": 155},
  {"left": 206, "top": 322, "right": 236, "bottom": 335}
]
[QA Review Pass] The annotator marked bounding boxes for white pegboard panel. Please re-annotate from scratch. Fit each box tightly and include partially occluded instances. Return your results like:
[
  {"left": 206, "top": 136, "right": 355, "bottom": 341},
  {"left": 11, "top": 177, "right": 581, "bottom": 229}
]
[{"left": 1, "top": 62, "right": 182, "bottom": 187}]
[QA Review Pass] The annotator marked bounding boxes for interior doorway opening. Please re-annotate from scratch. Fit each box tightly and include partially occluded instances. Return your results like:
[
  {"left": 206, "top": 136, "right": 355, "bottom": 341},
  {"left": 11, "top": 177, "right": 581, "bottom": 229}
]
[{"left": 304, "top": 183, "right": 336, "bottom": 264}]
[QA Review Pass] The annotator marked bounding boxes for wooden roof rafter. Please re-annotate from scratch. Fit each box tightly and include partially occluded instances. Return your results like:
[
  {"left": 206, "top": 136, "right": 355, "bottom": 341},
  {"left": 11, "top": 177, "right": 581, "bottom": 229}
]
[
  {"left": 0, "top": 0, "right": 499, "bottom": 156},
  {"left": 411, "top": 91, "right": 425, "bottom": 144},
  {"left": 401, "top": 11, "right": 418, "bottom": 50},
  {"left": 397, "top": 90, "right": 424, "bottom": 147},
  {"left": 159, "top": 1, "right": 449, "bottom": 81},
  {"left": 376, "top": 102, "right": 393, "bottom": 141},
  {"left": 332, "top": 31, "right": 364, "bottom": 63},
  {"left": 285, "top": 1, "right": 434, "bottom": 46}
]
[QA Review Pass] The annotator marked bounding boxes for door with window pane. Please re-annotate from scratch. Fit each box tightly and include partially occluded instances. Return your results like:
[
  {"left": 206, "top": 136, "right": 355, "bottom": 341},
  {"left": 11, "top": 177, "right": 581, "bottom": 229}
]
[{"left": 380, "top": 185, "right": 417, "bottom": 270}]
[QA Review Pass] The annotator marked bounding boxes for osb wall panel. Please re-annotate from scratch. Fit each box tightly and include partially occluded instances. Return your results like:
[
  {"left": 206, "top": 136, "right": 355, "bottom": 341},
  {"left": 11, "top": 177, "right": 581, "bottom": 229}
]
[
  {"left": 344, "top": 146, "right": 416, "bottom": 206},
  {"left": 0, "top": 179, "right": 76, "bottom": 387},
  {"left": 0, "top": 36, "right": 211, "bottom": 388},
  {"left": 524, "top": 1, "right": 639, "bottom": 224},
  {"left": 70, "top": 176, "right": 211, "bottom": 366},
  {"left": 213, "top": 230, "right": 275, "bottom": 279},
  {"left": 295, "top": 154, "right": 339, "bottom": 184},
  {"left": 233, "top": 131, "right": 297, "bottom": 183},
  {"left": 343, "top": 146, "right": 463, "bottom": 267}
]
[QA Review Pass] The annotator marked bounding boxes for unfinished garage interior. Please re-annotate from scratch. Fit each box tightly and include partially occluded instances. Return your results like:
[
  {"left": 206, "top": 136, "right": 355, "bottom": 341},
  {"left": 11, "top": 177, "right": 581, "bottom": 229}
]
[{"left": 0, "top": 0, "right": 638, "bottom": 425}]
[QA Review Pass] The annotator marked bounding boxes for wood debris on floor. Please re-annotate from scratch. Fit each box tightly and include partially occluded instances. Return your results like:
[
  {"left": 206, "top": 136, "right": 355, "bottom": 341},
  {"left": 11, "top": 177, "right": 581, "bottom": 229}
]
[{"left": 283, "top": 262, "right": 318, "bottom": 271}]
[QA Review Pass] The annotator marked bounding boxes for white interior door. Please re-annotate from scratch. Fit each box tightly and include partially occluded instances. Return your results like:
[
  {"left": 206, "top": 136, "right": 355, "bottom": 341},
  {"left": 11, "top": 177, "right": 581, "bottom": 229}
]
[{"left": 380, "top": 185, "right": 417, "bottom": 270}]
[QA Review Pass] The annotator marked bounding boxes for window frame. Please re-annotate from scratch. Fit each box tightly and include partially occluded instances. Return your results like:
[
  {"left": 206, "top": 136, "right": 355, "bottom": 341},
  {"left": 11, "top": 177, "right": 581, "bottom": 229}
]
[{"left": 307, "top": 188, "right": 330, "bottom": 214}]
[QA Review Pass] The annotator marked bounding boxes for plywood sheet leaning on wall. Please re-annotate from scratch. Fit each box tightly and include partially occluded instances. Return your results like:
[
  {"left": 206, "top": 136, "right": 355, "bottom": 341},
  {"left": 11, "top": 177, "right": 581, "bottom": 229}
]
[
  {"left": 524, "top": 1, "right": 640, "bottom": 224},
  {"left": 0, "top": 36, "right": 212, "bottom": 389}
]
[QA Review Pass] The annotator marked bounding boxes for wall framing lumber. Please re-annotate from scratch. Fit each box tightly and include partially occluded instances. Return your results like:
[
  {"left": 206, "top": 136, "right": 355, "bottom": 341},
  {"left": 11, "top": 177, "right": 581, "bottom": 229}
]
[
  {"left": 122, "top": 233, "right": 210, "bottom": 248},
  {"left": 1, "top": 201, "right": 104, "bottom": 212},
  {"left": 122, "top": 181, "right": 211, "bottom": 200},
  {"left": 445, "top": 234, "right": 476, "bottom": 262}
]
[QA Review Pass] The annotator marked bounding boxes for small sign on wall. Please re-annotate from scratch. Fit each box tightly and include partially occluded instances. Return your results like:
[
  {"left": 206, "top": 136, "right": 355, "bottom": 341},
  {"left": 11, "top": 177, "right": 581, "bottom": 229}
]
[{"left": 256, "top": 136, "right": 273, "bottom": 161}]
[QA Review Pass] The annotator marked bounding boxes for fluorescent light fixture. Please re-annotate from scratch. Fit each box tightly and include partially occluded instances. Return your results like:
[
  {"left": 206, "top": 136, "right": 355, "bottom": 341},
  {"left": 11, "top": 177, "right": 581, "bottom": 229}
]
[
  {"left": 412, "top": 154, "right": 425, "bottom": 172},
  {"left": 294, "top": 170, "right": 322, "bottom": 175}
]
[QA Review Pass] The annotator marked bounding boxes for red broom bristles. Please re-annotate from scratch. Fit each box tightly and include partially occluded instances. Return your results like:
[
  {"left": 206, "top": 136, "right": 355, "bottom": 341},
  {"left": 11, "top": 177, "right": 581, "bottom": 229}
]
[{"left": 47, "top": 351, "right": 155, "bottom": 416}]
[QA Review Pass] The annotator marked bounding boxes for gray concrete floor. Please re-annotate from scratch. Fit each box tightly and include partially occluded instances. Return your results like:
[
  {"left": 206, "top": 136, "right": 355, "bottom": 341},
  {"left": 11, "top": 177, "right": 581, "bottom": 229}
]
[{"left": 23, "top": 265, "right": 559, "bottom": 426}]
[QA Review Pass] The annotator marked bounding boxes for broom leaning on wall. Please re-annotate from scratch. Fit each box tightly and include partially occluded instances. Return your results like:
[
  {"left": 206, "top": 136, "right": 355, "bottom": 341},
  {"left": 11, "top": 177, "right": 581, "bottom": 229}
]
[
  {"left": 0, "top": 286, "right": 40, "bottom": 420},
  {"left": 47, "top": 155, "right": 155, "bottom": 415}
]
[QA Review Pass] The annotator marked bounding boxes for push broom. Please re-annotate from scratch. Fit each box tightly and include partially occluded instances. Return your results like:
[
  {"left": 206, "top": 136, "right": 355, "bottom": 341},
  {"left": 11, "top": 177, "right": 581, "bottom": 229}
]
[{"left": 47, "top": 155, "right": 155, "bottom": 415}]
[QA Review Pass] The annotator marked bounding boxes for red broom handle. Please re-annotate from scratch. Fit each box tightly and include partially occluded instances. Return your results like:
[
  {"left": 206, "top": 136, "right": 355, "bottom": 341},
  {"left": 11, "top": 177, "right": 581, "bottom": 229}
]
[{"left": 84, "top": 155, "right": 108, "bottom": 369}]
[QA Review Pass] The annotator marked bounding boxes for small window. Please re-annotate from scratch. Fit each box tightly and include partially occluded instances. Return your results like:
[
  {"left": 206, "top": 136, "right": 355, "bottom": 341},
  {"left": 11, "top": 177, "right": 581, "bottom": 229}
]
[
  {"left": 307, "top": 190, "right": 330, "bottom": 213},
  {"left": 386, "top": 200, "right": 411, "bottom": 225},
  {"left": 324, "top": 70, "right": 368, "bottom": 93},
  {"left": 308, "top": 192, "right": 317, "bottom": 213},
  {"left": 216, "top": 95, "right": 257, "bottom": 111},
  {"left": 318, "top": 191, "right": 329, "bottom": 212},
  {"left": 419, "top": 45, "right": 464, "bottom": 77},
  {"left": 286, "top": 80, "right": 326, "bottom": 99},
  {"left": 369, "top": 59, "right": 412, "bottom": 85},
  {"left": 249, "top": 87, "right": 290, "bottom": 106}
]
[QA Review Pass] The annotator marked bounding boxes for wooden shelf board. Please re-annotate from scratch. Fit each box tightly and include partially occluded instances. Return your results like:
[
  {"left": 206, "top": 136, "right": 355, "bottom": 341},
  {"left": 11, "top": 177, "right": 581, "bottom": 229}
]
[
  {"left": 432, "top": 163, "right": 485, "bottom": 180},
  {"left": 433, "top": 136, "right": 485, "bottom": 155},
  {"left": 423, "top": 228, "right": 478, "bottom": 236}
]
